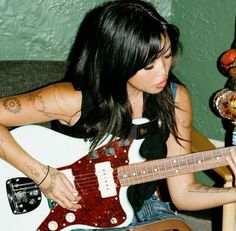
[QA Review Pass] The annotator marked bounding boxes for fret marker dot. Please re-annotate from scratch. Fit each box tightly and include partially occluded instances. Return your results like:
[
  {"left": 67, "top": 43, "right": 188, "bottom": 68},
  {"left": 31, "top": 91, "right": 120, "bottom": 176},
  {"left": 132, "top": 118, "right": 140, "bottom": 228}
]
[
  {"left": 142, "top": 171, "right": 146, "bottom": 174},
  {"left": 175, "top": 170, "right": 179, "bottom": 173},
  {"left": 173, "top": 160, "right": 177, "bottom": 163},
  {"left": 216, "top": 157, "right": 220, "bottom": 160},
  {"left": 198, "top": 160, "right": 202, "bottom": 163}
]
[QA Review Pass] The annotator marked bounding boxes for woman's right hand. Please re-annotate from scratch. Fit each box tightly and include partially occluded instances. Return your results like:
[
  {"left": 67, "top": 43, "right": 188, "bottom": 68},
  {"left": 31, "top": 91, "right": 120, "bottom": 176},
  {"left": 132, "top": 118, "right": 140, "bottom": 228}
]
[{"left": 38, "top": 165, "right": 82, "bottom": 211}]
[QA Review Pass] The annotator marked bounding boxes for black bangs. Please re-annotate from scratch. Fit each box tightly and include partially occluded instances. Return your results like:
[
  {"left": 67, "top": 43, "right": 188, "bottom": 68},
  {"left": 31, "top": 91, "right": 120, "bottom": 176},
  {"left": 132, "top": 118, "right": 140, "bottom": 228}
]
[
  {"left": 140, "top": 23, "right": 166, "bottom": 68},
  {"left": 141, "top": 20, "right": 180, "bottom": 68},
  {"left": 120, "top": 10, "right": 174, "bottom": 72}
]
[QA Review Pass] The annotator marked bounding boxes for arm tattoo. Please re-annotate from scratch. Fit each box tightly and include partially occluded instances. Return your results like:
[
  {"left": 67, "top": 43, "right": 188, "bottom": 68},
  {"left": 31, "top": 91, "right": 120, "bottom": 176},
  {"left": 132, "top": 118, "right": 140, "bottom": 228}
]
[
  {"left": 26, "top": 164, "right": 40, "bottom": 179},
  {"left": 181, "top": 119, "right": 192, "bottom": 129},
  {"left": 0, "top": 138, "right": 7, "bottom": 161},
  {"left": 3, "top": 97, "right": 21, "bottom": 114},
  {"left": 190, "top": 183, "right": 233, "bottom": 193},
  {"left": 26, "top": 93, "right": 46, "bottom": 113},
  {"left": 26, "top": 91, "right": 73, "bottom": 120}
]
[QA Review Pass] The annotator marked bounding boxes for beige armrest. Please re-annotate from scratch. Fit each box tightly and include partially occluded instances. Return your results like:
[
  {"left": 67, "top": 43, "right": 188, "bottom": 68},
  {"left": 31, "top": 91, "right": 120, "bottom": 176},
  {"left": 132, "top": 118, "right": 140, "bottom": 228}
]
[{"left": 191, "top": 128, "right": 236, "bottom": 231}]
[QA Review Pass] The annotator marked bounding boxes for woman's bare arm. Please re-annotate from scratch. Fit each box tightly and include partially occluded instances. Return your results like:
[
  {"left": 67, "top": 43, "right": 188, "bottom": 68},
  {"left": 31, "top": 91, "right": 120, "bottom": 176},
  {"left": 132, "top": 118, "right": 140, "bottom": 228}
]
[{"left": 166, "top": 84, "right": 236, "bottom": 211}]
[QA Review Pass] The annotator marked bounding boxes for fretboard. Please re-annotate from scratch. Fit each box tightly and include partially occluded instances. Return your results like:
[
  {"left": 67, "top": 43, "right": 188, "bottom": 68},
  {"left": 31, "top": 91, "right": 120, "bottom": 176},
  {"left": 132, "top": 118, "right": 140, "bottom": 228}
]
[{"left": 118, "top": 146, "right": 234, "bottom": 187}]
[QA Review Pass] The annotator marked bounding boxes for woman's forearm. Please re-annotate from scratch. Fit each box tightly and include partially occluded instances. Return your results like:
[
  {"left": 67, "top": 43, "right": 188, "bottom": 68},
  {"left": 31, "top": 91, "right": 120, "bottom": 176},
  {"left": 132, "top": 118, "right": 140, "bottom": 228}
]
[{"left": 0, "top": 124, "right": 46, "bottom": 184}]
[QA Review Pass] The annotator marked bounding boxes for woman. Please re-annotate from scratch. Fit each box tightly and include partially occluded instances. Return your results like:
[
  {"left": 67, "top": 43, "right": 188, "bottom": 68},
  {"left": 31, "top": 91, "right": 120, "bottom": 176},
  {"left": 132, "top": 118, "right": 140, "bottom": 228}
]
[{"left": 1, "top": 0, "right": 236, "bottom": 230}]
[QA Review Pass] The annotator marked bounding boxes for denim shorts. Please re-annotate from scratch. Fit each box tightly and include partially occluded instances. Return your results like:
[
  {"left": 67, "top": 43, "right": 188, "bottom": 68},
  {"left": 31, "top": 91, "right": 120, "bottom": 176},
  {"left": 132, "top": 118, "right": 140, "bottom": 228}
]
[{"left": 71, "top": 194, "right": 182, "bottom": 231}]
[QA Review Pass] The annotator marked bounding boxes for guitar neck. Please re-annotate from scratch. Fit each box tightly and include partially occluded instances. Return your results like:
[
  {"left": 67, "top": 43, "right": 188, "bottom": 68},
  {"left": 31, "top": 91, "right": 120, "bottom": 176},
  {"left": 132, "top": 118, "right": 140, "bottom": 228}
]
[{"left": 118, "top": 146, "right": 234, "bottom": 187}]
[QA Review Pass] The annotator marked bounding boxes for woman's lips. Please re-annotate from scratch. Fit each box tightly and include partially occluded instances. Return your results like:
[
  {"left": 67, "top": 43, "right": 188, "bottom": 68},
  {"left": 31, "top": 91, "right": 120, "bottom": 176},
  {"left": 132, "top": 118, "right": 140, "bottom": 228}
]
[{"left": 155, "top": 80, "right": 167, "bottom": 88}]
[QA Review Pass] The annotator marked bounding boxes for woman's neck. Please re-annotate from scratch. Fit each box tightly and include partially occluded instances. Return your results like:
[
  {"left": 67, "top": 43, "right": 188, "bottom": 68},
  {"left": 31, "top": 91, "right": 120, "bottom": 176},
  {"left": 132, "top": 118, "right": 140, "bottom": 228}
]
[{"left": 128, "top": 92, "right": 143, "bottom": 118}]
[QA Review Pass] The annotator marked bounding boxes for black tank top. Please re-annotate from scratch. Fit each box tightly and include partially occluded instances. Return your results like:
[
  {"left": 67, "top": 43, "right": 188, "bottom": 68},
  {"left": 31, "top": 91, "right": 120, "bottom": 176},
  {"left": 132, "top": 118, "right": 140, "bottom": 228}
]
[{"left": 52, "top": 90, "right": 170, "bottom": 212}]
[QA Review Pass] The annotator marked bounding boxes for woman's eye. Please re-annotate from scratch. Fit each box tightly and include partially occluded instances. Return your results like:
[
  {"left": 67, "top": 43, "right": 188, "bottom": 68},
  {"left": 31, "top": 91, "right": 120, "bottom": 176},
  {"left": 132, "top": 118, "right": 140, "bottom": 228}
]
[
  {"left": 164, "top": 53, "right": 172, "bottom": 59},
  {"left": 144, "top": 64, "right": 154, "bottom": 70}
]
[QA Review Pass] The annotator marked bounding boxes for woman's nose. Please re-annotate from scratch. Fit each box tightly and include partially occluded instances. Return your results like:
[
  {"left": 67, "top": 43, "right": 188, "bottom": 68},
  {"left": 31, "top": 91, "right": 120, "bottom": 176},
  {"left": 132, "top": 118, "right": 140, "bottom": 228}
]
[{"left": 155, "top": 58, "right": 168, "bottom": 75}]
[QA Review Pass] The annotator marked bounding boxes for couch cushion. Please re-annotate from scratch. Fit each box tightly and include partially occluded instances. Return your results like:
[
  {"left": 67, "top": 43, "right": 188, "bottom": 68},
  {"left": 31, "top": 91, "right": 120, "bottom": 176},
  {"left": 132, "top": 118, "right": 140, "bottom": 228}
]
[{"left": 0, "top": 60, "right": 67, "bottom": 97}]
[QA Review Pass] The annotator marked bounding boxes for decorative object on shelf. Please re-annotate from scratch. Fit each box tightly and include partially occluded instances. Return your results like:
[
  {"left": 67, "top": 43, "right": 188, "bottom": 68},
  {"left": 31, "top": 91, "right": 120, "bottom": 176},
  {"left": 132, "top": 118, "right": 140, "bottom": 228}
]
[
  {"left": 213, "top": 17, "right": 236, "bottom": 145},
  {"left": 213, "top": 80, "right": 236, "bottom": 121},
  {"left": 220, "top": 48, "right": 236, "bottom": 78}
]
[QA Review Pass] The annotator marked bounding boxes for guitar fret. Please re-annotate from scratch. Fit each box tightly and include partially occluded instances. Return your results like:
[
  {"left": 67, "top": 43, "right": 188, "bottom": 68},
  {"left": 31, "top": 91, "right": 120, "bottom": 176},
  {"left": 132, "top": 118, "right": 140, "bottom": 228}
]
[
  {"left": 171, "top": 159, "right": 180, "bottom": 174},
  {"left": 186, "top": 155, "right": 196, "bottom": 171},
  {"left": 201, "top": 152, "right": 208, "bottom": 169},
  {"left": 164, "top": 160, "right": 171, "bottom": 177},
  {"left": 140, "top": 162, "right": 150, "bottom": 183},
  {"left": 202, "top": 151, "right": 212, "bottom": 162},
  {"left": 178, "top": 157, "right": 188, "bottom": 173},
  {"left": 158, "top": 159, "right": 165, "bottom": 178},
  {"left": 194, "top": 152, "right": 205, "bottom": 171}
]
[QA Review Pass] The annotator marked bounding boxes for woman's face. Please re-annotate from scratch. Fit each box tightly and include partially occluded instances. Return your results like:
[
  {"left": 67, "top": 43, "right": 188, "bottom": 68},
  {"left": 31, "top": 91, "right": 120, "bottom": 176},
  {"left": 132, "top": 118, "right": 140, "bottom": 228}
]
[{"left": 127, "top": 36, "right": 173, "bottom": 95}]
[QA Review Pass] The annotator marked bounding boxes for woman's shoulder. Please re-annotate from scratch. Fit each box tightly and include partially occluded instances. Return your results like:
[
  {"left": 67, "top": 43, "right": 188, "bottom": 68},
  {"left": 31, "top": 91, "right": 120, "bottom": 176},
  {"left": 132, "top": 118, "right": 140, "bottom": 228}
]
[
  {"left": 171, "top": 82, "right": 190, "bottom": 100},
  {"left": 174, "top": 82, "right": 192, "bottom": 111},
  {"left": 51, "top": 82, "right": 82, "bottom": 106},
  {"left": 52, "top": 82, "right": 81, "bottom": 93},
  {"left": 47, "top": 82, "right": 83, "bottom": 125},
  {"left": 176, "top": 83, "right": 190, "bottom": 97}
]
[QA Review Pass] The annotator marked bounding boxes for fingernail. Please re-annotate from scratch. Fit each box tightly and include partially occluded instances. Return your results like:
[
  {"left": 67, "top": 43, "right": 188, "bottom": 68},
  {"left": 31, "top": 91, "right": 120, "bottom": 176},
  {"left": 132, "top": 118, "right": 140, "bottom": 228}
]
[{"left": 73, "top": 191, "right": 79, "bottom": 196}]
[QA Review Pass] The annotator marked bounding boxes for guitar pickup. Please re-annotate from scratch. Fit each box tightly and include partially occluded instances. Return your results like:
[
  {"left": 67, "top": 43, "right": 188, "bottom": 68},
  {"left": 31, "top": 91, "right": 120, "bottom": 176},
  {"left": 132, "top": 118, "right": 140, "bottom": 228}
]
[{"left": 95, "top": 161, "right": 117, "bottom": 198}]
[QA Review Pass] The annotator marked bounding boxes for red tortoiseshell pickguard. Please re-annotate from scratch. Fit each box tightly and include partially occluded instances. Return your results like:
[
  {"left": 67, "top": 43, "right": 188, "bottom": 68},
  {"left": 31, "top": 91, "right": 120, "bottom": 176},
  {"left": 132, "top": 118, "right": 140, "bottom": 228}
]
[{"left": 37, "top": 138, "right": 131, "bottom": 231}]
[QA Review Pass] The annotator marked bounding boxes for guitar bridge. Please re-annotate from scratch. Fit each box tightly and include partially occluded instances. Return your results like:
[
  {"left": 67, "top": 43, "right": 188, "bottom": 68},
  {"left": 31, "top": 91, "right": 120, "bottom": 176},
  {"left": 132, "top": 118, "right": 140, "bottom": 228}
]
[{"left": 6, "top": 177, "right": 42, "bottom": 214}]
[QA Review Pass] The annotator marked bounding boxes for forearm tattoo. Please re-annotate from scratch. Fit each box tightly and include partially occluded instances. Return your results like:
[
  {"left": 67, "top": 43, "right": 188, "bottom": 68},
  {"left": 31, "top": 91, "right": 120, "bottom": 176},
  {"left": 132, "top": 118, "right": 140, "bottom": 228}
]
[
  {"left": 190, "top": 183, "right": 233, "bottom": 193},
  {"left": 26, "top": 164, "right": 40, "bottom": 179},
  {"left": 3, "top": 97, "right": 21, "bottom": 114},
  {"left": 0, "top": 138, "right": 7, "bottom": 160}
]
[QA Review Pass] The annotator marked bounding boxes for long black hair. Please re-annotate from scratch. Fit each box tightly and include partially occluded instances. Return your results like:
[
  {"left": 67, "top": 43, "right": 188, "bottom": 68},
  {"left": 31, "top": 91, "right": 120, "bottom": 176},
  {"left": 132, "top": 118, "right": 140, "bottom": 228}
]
[{"left": 68, "top": 0, "right": 180, "bottom": 149}]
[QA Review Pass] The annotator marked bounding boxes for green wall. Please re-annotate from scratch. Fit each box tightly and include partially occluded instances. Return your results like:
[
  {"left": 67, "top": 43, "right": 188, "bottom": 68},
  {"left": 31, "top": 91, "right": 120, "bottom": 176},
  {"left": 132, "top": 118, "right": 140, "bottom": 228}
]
[
  {"left": 171, "top": 0, "right": 236, "bottom": 141},
  {"left": 0, "top": 0, "right": 235, "bottom": 141},
  {"left": 0, "top": 0, "right": 169, "bottom": 60}
]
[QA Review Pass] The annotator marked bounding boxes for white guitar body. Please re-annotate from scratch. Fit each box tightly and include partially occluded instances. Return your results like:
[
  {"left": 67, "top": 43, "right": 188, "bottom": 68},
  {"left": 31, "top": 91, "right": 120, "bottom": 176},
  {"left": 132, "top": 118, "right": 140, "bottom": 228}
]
[{"left": 1, "top": 119, "right": 147, "bottom": 231}]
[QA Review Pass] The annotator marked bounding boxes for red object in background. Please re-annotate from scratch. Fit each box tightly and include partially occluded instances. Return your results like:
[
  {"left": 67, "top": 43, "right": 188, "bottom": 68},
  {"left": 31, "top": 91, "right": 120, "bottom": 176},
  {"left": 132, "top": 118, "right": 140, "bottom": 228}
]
[{"left": 220, "top": 49, "right": 236, "bottom": 77}]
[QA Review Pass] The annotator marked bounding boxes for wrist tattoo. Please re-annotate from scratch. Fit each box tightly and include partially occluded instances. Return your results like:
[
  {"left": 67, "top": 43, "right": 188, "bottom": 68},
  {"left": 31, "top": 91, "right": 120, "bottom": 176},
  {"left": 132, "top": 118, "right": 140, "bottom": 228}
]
[
  {"left": 190, "top": 183, "right": 233, "bottom": 193},
  {"left": 41, "top": 169, "right": 56, "bottom": 194},
  {"left": 3, "top": 97, "right": 21, "bottom": 114}
]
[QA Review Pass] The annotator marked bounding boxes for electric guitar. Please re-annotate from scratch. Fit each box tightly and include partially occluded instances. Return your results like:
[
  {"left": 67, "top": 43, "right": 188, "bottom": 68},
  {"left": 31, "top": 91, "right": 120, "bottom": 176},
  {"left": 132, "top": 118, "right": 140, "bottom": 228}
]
[{"left": 1, "top": 122, "right": 232, "bottom": 230}]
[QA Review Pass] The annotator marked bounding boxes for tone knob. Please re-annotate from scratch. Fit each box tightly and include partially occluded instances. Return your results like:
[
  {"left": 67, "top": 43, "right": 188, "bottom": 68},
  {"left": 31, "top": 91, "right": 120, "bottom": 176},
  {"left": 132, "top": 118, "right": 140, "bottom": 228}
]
[
  {"left": 65, "top": 212, "right": 76, "bottom": 223},
  {"left": 48, "top": 221, "right": 58, "bottom": 231}
]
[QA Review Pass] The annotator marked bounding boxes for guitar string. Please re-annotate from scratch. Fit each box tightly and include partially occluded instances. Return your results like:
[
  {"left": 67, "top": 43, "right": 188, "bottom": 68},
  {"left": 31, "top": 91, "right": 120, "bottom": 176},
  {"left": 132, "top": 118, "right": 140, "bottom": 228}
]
[
  {"left": 8, "top": 161, "right": 217, "bottom": 193},
  {"left": 10, "top": 166, "right": 168, "bottom": 192},
  {"left": 9, "top": 148, "right": 230, "bottom": 193}
]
